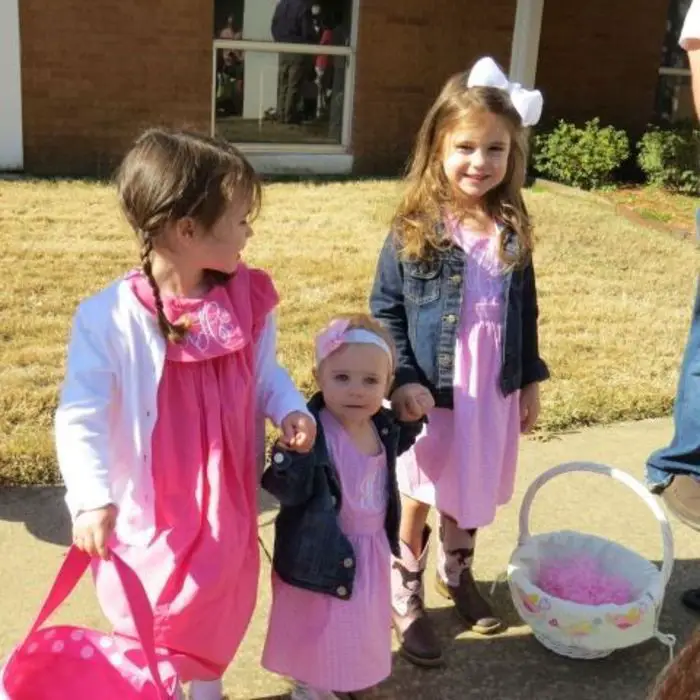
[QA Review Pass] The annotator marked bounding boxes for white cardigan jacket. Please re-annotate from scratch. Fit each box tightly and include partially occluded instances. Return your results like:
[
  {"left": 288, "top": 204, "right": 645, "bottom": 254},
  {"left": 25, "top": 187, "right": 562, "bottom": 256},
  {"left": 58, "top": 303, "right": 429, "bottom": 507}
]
[{"left": 55, "top": 278, "right": 308, "bottom": 546}]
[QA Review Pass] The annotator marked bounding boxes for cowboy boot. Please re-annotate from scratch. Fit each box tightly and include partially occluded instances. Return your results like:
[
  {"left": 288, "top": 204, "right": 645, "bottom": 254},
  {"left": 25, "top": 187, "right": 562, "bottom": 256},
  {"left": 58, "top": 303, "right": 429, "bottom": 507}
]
[
  {"left": 435, "top": 515, "right": 504, "bottom": 635},
  {"left": 391, "top": 526, "right": 443, "bottom": 667}
]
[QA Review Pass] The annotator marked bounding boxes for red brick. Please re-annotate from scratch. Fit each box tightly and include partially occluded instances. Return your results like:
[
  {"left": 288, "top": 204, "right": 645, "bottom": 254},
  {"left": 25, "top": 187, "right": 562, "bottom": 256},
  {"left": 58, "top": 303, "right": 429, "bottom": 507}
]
[
  {"left": 536, "top": 0, "right": 669, "bottom": 137},
  {"left": 352, "top": 0, "right": 517, "bottom": 174},
  {"left": 19, "top": 0, "right": 670, "bottom": 176},
  {"left": 20, "top": 0, "right": 212, "bottom": 176}
]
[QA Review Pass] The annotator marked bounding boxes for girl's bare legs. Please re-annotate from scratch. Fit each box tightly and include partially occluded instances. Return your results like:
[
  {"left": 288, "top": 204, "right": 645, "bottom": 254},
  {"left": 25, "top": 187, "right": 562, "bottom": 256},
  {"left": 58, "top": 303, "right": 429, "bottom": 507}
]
[{"left": 399, "top": 495, "right": 431, "bottom": 557}]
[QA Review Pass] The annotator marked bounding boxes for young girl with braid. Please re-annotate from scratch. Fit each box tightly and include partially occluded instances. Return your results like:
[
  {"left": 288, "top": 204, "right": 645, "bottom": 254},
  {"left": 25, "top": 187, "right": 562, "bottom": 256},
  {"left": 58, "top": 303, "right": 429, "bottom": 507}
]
[{"left": 55, "top": 128, "right": 315, "bottom": 700}]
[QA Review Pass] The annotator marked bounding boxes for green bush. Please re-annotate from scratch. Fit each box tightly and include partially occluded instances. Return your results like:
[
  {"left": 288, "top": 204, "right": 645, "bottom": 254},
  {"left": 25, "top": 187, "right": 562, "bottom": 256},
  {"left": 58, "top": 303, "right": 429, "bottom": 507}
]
[
  {"left": 533, "top": 118, "right": 630, "bottom": 190},
  {"left": 637, "top": 125, "right": 700, "bottom": 195}
]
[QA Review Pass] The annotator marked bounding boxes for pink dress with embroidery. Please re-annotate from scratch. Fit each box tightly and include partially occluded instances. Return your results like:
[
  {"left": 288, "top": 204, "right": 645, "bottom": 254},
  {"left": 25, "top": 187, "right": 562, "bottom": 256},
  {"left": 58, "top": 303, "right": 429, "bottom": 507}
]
[
  {"left": 262, "top": 409, "right": 392, "bottom": 693},
  {"left": 94, "top": 266, "right": 278, "bottom": 682},
  {"left": 397, "top": 226, "right": 521, "bottom": 529}
]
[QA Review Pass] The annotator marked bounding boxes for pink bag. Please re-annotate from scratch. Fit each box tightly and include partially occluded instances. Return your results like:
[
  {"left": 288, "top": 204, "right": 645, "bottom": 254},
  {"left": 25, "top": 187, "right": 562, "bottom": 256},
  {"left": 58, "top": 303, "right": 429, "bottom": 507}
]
[{"left": 0, "top": 546, "right": 180, "bottom": 699}]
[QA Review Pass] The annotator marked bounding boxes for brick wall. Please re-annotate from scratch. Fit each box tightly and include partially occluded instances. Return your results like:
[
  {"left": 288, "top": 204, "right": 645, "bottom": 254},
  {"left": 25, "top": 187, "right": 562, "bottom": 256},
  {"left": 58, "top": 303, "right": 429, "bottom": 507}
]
[
  {"left": 536, "top": 0, "right": 669, "bottom": 136},
  {"left": 352, "top": 0, "right": 517, "bottom": 175},
  {"left": 20, "top": 0, "right": 212, "bottom": 176},
  {"left": 20, "top": 0, "right": 669, "bottom": 177}
]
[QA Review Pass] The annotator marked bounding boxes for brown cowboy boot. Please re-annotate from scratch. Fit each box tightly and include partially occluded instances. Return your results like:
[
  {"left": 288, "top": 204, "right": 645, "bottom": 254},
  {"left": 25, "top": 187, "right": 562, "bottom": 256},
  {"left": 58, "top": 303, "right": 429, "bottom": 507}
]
[
  {"left": 391, "top": 527, "right": 443, "bottom": 667},
  {"left": 435, "top": 515, "right": 504, "bottom": 635}
]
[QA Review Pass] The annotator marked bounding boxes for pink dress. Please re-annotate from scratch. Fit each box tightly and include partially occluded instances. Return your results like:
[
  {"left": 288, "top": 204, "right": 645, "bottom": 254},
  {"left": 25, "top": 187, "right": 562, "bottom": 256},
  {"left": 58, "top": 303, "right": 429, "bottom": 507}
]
[
  {"left": 94, "top": 266, "right": 278, "bottom": 682},
  {"left": 262, "top": 410, "right": 392, "bottom": 693},
  {"left": 397, "top": 226, "right": 521, "bottom": 529}
]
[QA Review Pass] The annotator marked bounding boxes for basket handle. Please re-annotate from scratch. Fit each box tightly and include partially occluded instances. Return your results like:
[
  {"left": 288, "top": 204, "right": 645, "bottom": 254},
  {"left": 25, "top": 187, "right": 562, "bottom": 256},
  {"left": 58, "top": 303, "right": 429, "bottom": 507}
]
[{"left": 518, "top": 461, "right": 674, "bottom": 586}]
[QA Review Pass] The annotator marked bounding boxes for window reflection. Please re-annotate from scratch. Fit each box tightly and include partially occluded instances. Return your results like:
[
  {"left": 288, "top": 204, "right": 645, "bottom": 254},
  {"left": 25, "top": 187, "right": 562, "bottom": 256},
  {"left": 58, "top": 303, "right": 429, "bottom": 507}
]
[
  {"left": 655, "top": 74, "right": 694, "bottom": 124},
  {"left": 213, "top": 0, "right": 353, "bottom": 143},
  {"left": 215, "top": 50, "right": 347, "bottom": 143},
  {"left": 653, "top": 0, "right": 694, "bottom": 123},
  {"left": 213, "top": 0, "right": 352, "bottom": 45}
]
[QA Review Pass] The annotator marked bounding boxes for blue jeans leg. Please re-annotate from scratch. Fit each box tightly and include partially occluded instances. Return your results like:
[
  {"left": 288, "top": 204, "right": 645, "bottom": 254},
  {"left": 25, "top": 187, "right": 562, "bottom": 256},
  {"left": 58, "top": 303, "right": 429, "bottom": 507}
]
[{"left": 646, "top": 274, "right": 700, "bottom": 492}]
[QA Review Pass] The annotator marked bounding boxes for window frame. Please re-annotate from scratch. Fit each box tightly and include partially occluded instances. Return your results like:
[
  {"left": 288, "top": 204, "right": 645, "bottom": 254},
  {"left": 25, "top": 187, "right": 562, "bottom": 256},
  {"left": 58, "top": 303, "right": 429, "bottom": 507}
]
[{"left": 211, "top": 0, "right": 359, "bottom": 152}]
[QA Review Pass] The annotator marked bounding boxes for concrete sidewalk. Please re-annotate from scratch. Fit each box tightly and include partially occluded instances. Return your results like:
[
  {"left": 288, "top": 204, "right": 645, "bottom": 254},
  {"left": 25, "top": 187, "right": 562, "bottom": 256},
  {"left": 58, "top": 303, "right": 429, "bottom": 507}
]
[{"left": 1, "top": 418, "right": 698, "bottom": 699}]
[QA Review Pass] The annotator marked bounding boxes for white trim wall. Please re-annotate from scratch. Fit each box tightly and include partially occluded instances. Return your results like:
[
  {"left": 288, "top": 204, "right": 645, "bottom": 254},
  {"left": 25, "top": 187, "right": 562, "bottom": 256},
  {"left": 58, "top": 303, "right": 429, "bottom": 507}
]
[
  {"left": 0, "top": 0, "right": 23, "bottom": 171},
  {"left": 509, "top": 0, "right": 544, "bottom": 88},
  {"left": 246, "top": 152, "right": 352, "bottom": 175}
]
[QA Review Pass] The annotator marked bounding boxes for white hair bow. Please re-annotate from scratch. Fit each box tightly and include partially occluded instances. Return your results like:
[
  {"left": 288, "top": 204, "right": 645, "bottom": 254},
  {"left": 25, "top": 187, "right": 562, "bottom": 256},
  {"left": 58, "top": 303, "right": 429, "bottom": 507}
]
[{"left": 466, "top": 56, "right": 543, "bottom": 127}]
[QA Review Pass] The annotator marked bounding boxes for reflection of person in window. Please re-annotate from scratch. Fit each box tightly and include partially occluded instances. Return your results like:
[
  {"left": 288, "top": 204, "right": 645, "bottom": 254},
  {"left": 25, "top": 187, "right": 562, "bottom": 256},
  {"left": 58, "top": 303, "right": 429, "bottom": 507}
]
[
  {"left": 645, "top": 0, "right": 700, "bottom": 614},
  {"left": 217, "top": 50, "right": 244, "bottom": 116},
  {"left": 216, "top": 15, "right": 244, "bottom": 117},
  {"left": 219, "top": 14, "right": 243, "bottom": 62},
  {"left": 219, "top": 13, "right": 239, "bottom": 39},
  {"left": 271, "top": 0, "right": 315, "bottom": 124},
  {"left": 313, "top": 4, "right": 334, "bottom": 119},
  {"left": 311, "top": 2, "right": 323, "bottom": 40}
]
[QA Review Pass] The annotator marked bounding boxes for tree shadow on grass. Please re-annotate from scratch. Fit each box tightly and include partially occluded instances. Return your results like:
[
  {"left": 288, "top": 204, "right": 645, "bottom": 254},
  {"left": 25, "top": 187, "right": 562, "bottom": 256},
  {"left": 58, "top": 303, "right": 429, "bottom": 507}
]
[{"left": 0, "top": 486, "right": 72, "bottom": 546}]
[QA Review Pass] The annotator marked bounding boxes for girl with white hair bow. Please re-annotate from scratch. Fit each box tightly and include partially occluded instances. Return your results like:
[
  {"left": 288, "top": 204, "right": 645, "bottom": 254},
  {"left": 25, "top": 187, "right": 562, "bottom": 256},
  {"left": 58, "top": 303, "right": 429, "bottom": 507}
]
[{"left": 370, "top": 56, "right": 549, "bottom": 668}]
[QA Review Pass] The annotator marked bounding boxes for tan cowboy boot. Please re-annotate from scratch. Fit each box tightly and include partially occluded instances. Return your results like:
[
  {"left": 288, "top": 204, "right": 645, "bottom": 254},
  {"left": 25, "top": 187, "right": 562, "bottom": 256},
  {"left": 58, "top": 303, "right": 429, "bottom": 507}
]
[
  {"left": 435, "top": 515, "right": 504, "bottom": 635},
  {"left": 391, "top": 527, "right": 443, "bottom": 667}
]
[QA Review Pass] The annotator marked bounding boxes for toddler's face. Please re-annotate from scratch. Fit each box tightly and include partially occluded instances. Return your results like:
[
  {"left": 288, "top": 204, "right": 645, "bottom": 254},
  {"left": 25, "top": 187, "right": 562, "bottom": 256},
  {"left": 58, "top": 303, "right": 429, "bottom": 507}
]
[
  {"left": 317, "top": 343, "right": 392, "bottom": 425},
  {"left": 442, "top": 111, "right": 512, "bottom": 203}
]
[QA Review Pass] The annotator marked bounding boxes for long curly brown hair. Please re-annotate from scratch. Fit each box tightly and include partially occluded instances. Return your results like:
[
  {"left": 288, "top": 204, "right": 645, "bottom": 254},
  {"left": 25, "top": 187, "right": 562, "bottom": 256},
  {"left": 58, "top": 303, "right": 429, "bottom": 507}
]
[{"left": 393, "top": 70, "right": 532, "bottom": 267}]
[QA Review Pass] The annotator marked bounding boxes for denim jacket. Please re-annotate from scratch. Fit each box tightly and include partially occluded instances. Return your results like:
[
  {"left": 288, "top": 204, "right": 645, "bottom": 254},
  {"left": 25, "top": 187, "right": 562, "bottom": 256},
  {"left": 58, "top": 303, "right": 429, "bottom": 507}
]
[
  {"left": 370, "top": 227, "right": 549, "bottom": 406},
  {"left": 261, "top": 392, "right": 421, "bottom": 600}
]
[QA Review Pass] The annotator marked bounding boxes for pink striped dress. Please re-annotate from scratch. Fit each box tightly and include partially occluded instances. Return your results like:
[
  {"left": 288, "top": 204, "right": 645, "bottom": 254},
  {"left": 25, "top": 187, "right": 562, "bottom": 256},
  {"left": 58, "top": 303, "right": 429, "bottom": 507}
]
[
  {"left": 262, "top": 409, "right": 392, "bottom": 693},
  {"left": 397, "top": 225, "right": 521, "bottom": 529}
]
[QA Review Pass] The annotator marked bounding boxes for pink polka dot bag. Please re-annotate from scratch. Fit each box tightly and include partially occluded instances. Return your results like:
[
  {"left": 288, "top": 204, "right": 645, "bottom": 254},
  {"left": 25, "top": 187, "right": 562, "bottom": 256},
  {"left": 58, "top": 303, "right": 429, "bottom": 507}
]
[{"left": 0, "top": 546, "right": 180, "bottom": 699}]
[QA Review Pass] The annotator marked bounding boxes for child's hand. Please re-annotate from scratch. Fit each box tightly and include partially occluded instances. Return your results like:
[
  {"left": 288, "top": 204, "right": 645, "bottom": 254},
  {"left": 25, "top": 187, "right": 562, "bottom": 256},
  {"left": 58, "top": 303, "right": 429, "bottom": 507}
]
[
  {"left": 520, "top": 382, "right": 541, "bottom": 434},
  {"left": 73, "top": 505, "right": 117, "bottom": 560},
  {"left": 280, "top": 411, "right": 316, "bottom": 453},
  {"left": 391, "top": 383, "right": 434, "bottom": 421}
]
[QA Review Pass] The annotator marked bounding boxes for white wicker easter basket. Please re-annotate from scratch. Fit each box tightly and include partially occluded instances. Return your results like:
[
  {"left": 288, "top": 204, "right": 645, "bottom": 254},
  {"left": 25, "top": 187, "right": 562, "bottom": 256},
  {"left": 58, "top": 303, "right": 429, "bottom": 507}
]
[{"left": 507, "top": 462, "right": 675, "bottom": 660}]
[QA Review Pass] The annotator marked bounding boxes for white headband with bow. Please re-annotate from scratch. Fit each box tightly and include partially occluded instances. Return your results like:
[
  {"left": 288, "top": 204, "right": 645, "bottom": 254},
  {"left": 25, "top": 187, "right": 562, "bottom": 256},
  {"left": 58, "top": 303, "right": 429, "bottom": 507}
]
[{"left": 466, "top": 56, "right": 543, "bottom": 127}]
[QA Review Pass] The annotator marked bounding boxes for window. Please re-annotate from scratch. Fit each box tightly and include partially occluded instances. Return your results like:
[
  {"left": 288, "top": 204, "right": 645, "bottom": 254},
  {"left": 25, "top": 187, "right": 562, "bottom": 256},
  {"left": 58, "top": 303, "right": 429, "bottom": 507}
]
[
  {"left": 655, "top": 0, "right": 694, "bottom": 123},
  {"left": 212, "top": 0, "right": 356, "bottom": 147}
]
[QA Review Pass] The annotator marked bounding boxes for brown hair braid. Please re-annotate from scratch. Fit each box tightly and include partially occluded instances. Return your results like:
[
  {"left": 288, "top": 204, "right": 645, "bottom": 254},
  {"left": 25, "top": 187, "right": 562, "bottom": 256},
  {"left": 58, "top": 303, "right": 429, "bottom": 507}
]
[
  {"left": 138, "top": 234, "right": 186, "bottom": 343},
  {"left": 116, "top": 128, "right": 262, "bottom": 343}
]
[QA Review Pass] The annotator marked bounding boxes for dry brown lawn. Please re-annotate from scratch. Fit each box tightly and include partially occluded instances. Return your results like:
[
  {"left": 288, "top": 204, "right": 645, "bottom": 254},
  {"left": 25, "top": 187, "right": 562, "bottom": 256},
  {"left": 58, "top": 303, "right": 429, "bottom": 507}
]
[
  {"left": 0, "top": 178, "right": 697, "bottom": 485},
  {"left": 603, "top": 184, "right": 697, "bottom": 233}
]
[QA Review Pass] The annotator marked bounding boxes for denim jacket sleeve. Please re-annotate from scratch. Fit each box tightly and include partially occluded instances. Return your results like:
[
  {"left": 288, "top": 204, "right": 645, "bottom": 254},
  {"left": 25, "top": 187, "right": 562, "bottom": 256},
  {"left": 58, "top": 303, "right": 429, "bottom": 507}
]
[
  {"left": 520, "top": 259, "right": 550, "bottom": 387},
  {"left": 261, "top": 443, "right": 317, "bottom": 507},
  {"left": 370, "top": 233, "right": 422, "bottom": 389}
]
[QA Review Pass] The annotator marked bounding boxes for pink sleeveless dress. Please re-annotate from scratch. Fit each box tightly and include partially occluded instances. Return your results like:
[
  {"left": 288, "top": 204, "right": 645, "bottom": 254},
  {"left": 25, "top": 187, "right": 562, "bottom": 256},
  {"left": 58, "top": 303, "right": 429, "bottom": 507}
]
[
  {"left": 262, "top": 409, "right": 392, "bottom": 693},
  {"left": 397, "top": 225, "right": 521, "bottom": 529},
  {"left": 94, "top": 266, "right": 278, "bottom": 682}
]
